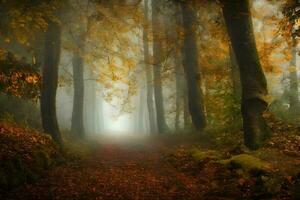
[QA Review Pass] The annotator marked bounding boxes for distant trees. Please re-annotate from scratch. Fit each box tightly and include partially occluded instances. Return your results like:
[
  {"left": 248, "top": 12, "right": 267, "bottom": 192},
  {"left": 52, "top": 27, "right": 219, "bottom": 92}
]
[{"left": 222, "top": 0, "right": 271, "bottom": 149}]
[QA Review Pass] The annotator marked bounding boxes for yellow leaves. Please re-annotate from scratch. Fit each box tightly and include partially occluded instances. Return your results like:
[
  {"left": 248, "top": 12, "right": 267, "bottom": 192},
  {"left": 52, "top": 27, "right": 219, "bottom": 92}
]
[
  {"left": 4, "top": 38, "right": 10, "bottom": 43},
  {"left": 0, "top": 49, "right": 6, "bottom": 60},
  {"left": 287, "top": 65, "right": 297, "bottom": 73}
]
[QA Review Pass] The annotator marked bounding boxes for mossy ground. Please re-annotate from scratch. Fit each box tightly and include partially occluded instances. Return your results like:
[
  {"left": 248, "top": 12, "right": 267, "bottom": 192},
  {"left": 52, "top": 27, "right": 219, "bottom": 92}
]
[{"left": 167, "top": 114, "right": 300, "bottom": 199}]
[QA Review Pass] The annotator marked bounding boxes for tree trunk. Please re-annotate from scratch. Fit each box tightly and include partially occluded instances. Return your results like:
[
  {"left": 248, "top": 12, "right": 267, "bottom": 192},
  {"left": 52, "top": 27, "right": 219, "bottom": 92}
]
[
  {"left": 40, "top": 20, "right": 62, "bottom": 143},
  {"left": 151, "top": 0, "right": 168, "bottom": 133},
  {"left": 222, "top": 0, "right": 271, "bottom": 149},
  {"left": 143, "top": 0, "right": 156, "bottom": 133},
  {"left": 229, "top": 45, "right": 241, "bottom": 100},
  {"left": 289, "top": 36, "right": 299, "bottom": 113},
  {"left": 136, "top": 86, "right": 147, "bottom": 133},
  {"left": 180, "top": 2, "right": 206, "bottom": 133},
  {"left": 175, "top": 62, "right": 181, "bottom": 130},
  {"left": 71, "top": 46, "right": 85, "bottom": 138},
  {"left": 174, "top": 6, "right": 185, "bottom": 131}
]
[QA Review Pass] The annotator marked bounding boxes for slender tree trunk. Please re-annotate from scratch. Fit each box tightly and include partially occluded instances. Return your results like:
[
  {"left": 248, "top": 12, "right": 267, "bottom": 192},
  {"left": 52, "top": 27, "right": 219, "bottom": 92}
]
[
  {"left": 143, "top": 0, "right": 156, "bottom": 133},
  {"left": 183, "top": 93, "right": 189, "bottom": 129},
  {"left": 136, "top": 87, "right": 147, "bottom": 133},
  {"left": 40, "top": 20, "right": 62, "bottom": 143},
  {"left": 152, "top": 0, "right": 169, "bottom": 133},
  {"left": 229, "top": 45, "right": 241, "bottom": 100},
  {"left": 85, "top": 79, "right": 97, "bottom": 134},
  {"left": 180, "top": 2, "right": 206, "bottom": 133},
  {"left": 222, "top": 0, "right": 271, "bottom": 149},
  {"left": 174, "top": 7, "right": 185, "bottom": 131},
  {"left": 175, "top": 63, "right": 181, "bottom": 130},
  {"left": 97, "top": 88, "right": 104, "bottom": 133},
  {"left": 289, "top": 36, "right": 299, "bottom": 113},
  {"left": 71, "top": 40, "right": 85, "bottom": 137}
]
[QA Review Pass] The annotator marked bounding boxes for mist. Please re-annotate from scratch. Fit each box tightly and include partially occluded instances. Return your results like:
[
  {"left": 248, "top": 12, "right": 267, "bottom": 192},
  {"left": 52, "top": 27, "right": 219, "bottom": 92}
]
[{"left": 0, "top": 0, "right": 300, "bottom": 199}]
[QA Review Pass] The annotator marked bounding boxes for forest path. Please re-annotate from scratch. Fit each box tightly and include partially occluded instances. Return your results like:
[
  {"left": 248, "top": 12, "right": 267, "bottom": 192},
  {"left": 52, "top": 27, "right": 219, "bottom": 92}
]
[{"left": 6, "top": 135, "right": 206, "bottom": 200}]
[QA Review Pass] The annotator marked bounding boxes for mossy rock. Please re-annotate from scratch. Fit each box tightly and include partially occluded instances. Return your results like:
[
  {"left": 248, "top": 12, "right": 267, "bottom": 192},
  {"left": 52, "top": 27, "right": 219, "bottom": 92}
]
[
  {"left": 219, "top": 154, "right": 271, "bottom": 176},
  {"left": 190, "top": 149, "right": 222, "bottom": 162}
]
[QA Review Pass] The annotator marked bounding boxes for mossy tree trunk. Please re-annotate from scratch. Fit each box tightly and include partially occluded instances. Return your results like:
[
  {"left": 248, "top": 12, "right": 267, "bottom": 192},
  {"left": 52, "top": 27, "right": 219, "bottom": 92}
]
[{"left": 222, "top": 0, "right": 271, "bottom": 149}]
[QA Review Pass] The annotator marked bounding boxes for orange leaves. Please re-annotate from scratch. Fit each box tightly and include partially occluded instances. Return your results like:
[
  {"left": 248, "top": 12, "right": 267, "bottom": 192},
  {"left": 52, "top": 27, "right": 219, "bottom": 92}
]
[
  {"left": 0, "top": 122, "right": 58, "bottom": 163},
  {"left": 0, "top": 52, "right": 41, "bottom": 100}
]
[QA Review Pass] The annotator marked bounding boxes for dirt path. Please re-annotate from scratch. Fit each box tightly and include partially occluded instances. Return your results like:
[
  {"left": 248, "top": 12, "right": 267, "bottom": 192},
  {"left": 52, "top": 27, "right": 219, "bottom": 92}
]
[{"left": 5, "top": 136, "right": 206, "bottom": 200}]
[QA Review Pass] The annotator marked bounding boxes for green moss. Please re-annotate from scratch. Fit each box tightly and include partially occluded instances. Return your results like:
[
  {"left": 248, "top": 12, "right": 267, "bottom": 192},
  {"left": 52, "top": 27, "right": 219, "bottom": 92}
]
[
  {"left": 219, "top": 154, "right": 271, "bottom": 175},
  {"left": 190, "top": 149, "right": 222, "bottom": 162},
  {"left": 34, "top": 150, "right": 52, "bottom": 170}
]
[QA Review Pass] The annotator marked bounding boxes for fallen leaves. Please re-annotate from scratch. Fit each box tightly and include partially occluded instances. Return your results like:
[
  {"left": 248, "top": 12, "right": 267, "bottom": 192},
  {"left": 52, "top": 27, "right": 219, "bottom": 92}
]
[{"left": 0, "top": 122, "right": 59, "bottom": 164}]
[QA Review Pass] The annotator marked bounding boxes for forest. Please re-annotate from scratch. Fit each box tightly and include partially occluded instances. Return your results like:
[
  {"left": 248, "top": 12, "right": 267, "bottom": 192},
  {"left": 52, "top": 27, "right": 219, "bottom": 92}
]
[{"left": 0, "top": 0, "right": 300, "bottom": 199}]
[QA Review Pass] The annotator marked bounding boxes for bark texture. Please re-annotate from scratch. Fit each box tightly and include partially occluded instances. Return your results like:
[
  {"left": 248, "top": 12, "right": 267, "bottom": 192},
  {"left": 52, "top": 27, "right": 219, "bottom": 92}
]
[
  {"left": 289, "top": 36, "right": 299, "bottom": 113},
  {"left": 152, "top": 0, "right": 169, "bottom": 133},
  {"left": 229, "top": 45, "right": 241, "bottom": 100},
  {"left": 143, "top": 0, "right": 156, "bottom": 133},
  {"left": 222, "top": 0, "right": 271, "bottom": 149},
  {"left": 40, "top": 20, "right": 62, "bottom": 143},
  {"left": 180, "top": 2, "right": 206, "bottom": 133},
  {"left": 71, "top": 38, "right": 85, "bottom": 138}
]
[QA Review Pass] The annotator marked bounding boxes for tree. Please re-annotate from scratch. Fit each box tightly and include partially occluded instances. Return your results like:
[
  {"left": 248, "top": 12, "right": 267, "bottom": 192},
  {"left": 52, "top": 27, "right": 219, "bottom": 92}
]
[
  {"left": 40, "top": 19, "right": 62, "bottom": 143},
  {"left": 143, "top": 0, "right": 156, "bottom": 133},
  {"left": 222, "top": 0, "right": 271, "bottom": 149},
  {"left": 152, "top": 0, "right": 169, "bottom": 133},
  {"left": 71, "top": 35, "right": 85, "bottom": 138},
  {"left": 229, "top": 45, "right": 241, "bottom": 100},
  {"left": 288, "top": 36, "right": 299, "bottom": 114},
  {"left": 180, "top": 1, "right": 206, "bottom": 133}
]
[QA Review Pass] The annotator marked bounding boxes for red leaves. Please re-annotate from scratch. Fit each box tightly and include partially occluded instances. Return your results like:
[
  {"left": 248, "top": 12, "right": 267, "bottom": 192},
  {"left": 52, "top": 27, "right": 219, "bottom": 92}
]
[{"left": 0, "top": 122, "right": 58, "bottom": 164}]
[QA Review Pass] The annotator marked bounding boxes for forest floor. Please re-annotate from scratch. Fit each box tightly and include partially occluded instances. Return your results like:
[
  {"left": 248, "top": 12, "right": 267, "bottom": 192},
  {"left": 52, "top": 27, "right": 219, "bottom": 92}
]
[
  {"left": 2, "top": 135, "right": 207, "bottom": 200},
  {"left": 1, "top": 114, "right": 300, "bottom": 200}
]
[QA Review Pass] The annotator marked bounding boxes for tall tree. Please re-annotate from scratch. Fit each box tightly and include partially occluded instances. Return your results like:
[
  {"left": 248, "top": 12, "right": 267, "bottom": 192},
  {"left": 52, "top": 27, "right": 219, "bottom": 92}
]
[
  {"left": 173, "top": 4, "right": 186, "bottom": 131},
  {"left": 222, "top": 0, "right": 271, "bottom": 149},
  {"left": 71, "top": 34, "right": 85, "bottom": 138},
  {"left": 229, "top": 45, "right": 241, "bottom": 100},
  {"left": 180, "top": 1, "right": 206, "bottom": 133},
  {"left": 288, "top": 36, "right": 299, "bottom": 113},
  {"left": 40, "top": 20, "right": 62, "bottom": 143},
  {"left": 151, "top": 0, "right": 169, "bottom": 133},
  {"left": 143, "top": 0, "right": 156, "bottom": 133}
]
